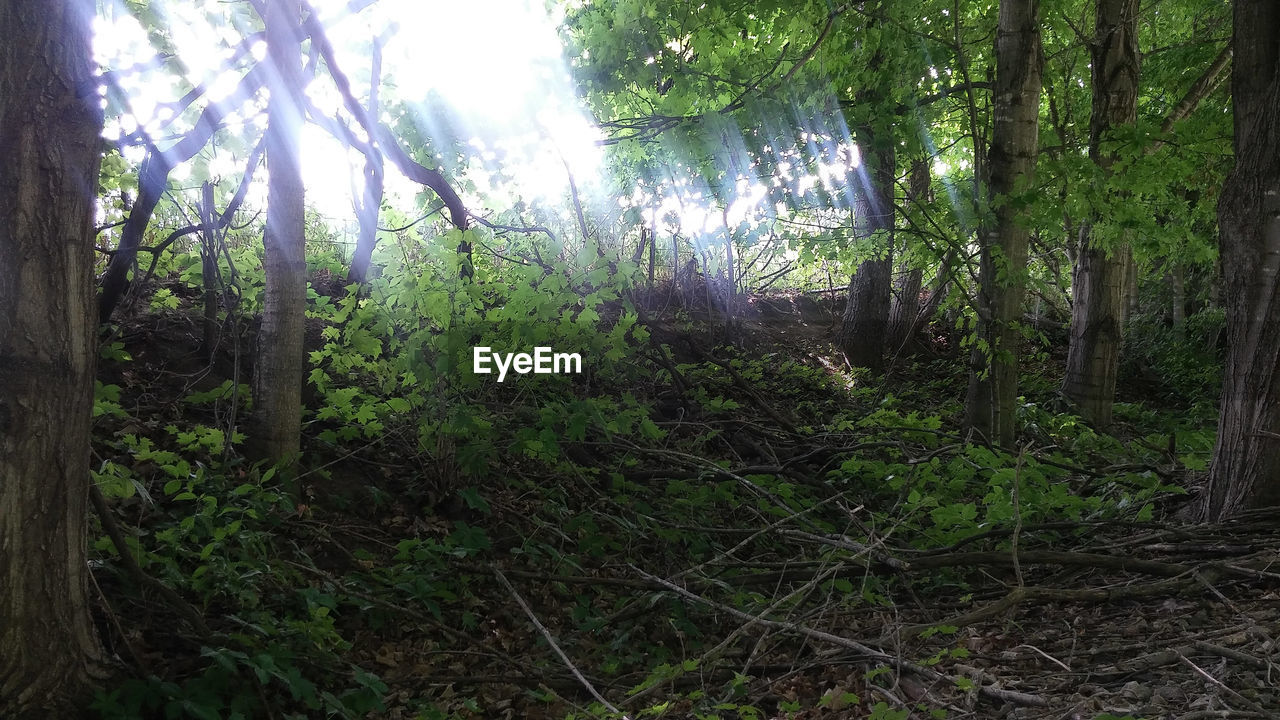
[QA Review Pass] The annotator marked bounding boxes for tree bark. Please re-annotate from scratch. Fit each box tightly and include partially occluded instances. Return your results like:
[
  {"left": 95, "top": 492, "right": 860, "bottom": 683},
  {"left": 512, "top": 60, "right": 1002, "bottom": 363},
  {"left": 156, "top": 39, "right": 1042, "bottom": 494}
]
[
  {"left": 1062, "top": 241, "right": 1132, "bottom": 423},
  {"left": 1061, "top": 0, "right": 1139, "bottom": 429},
  {"left": 0, "top": 0, "right": 109, "bottom": 715},
  {"left": 839, "top": 132, "right": 895, "bottom": 371},
  {"left": 1202, "top": 0, "right": 1280, "bottom": 520},
  {"left": 887, "top": 267, "right": 923, "bottom": 354},
  {"left": 252, "top": 0, "right": 308, "bottom": 465},
  {"left": 965, "top": 0, "right": 1042, "bottom": 448},
  {"left": 887, "top": 159, "right": 933, "bottom": 353}
]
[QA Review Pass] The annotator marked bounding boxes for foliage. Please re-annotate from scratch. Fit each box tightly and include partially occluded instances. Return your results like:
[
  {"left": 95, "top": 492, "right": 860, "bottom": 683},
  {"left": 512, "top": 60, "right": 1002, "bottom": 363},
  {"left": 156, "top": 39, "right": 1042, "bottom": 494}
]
[
  {"left": 1123, "top": 307, "right": 1226, "bottom": 407},
  {"left": 70, "top": 0, "right": 1243, "bottom": 716}
]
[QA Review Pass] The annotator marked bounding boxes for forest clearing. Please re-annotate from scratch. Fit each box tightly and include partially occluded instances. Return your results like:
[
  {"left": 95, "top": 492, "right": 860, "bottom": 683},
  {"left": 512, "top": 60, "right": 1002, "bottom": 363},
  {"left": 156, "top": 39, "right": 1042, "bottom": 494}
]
[{"left": 1, "top": 0, "right": 1278, "bottom": 718}]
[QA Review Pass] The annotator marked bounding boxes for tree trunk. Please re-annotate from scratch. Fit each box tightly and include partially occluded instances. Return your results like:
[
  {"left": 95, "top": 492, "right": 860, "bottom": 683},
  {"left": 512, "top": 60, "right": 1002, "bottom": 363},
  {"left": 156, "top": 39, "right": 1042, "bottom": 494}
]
[
  {"left": 97, "top": 68, "right": 264, "bottom": 324},
  {"left": 887, "top": 159, "right": 933, "bottom": 353},
  {"left": 98, "top": 151, "right": 169, "bottom": 323},
  {"left": 1061, "top": 0, "right": 1139, "bottom": 429},
  {"left": 672, "top": 231, "right": 683, "bottom": 300},
  {"left": 200, "top": 181, "right": 221, "bottom": 358},
  {"left": 1169, "top": 264, "right": 1186, "bottom": 340},
  {"left": 1202, "top": 0, "right": 1280, "bottom": 520},
  {"left": 887, "top": 268, "right": 923, "bottom": 354},
  {"left": 347, "top": 37, "right": 384, "bottom": 286},
  {"left": 918, "top": 249, "right": 958, "bottom": 331},
  {"left": 839, "top": 134, "right": 894, "bottom": 371},
  {"left": 965, "top": 0, "right": 1042, "bottom": 448},
  {"left": 0, "top": 1, "right": 108, "bottom": 715},
  {"left": 648, "top": 220, "right": 656, "bottom": 298},
  {"left": 724, "top": 219, "right": 736, "bottom": 303},
  {"left": 253, "top": 0, "right": 307, "bottom": 465},
  {"left": 1062, "top": 240, "right": 1131, "bottom": 425}
]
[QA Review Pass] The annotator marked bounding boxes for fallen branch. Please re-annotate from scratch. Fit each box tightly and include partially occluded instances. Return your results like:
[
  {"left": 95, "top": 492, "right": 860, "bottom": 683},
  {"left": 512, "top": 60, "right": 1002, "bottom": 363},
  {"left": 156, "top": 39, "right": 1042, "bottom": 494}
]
[
  {"left": 90, "top": 483, "right": 211, "bottom": 637},
  {"left": 632, "top": 566, "right": 1048, "bottom": 708},
  {"left": 494, "top": 568, "right": 624, "bottom": 716}
]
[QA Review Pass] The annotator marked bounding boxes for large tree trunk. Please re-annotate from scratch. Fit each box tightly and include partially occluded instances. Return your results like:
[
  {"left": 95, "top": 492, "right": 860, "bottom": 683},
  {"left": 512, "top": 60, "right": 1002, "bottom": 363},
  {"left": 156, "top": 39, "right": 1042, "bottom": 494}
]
[
  {"left": 253, "top": 0, "right": 308, "bottom": 465},
  {"left": 839, "top": 133, "right": 895, "bottom": 371},
  {"left": 1062, "top": 242, "right": 1132, "bottom": 423},
  {"left": 0, "top": 0, "right": 108, "bottom": 715},
  {"left": 1202, "top": 0, "right": 1280, "bottom": 520},
  {"left": 964, "top": 0, "right": 1042, "bottom": 448},
  {"left": 1061, "top": 0, "right": 1140, "bottom": 429}
]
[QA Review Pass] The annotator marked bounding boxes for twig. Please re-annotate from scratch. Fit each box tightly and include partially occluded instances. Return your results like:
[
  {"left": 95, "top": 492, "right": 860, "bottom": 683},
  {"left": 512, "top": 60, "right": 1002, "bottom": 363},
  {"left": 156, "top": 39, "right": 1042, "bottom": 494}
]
[
  {"left": 686, "top": 341, "right": 799, "bottom": 434},
  {"left": 892, "top": 586, "right": 1028, "bottom": 642},
  {"left": 1012, "top": 442, "right": 1031, "bottom": 588},
  {"left": 90, "top": 484, "right": 211, "bottom": 637},
  {"left": 1014, "top": 643, "right": 1071, "bottom": 672},
  {"left": 88, "top": 562, "right": 151, "bottom": 674},
  {"left": 908, "top": 549, "right": 1194, "bottom": 577},
  {"left": 1191, "top": 641, "right": 1273, "bottom": 671},
  {"left": 632, "top": 567, "right": 1047, "bottom": 708},
  {"left": 493, "top": 568, "right": 624, "bottom": 716},
  {"left": 1176, "top": 650, "right": 1271, "bottom": 716},
  {"left": 281, "top": 560, "right": 469, "bottom": 644}
]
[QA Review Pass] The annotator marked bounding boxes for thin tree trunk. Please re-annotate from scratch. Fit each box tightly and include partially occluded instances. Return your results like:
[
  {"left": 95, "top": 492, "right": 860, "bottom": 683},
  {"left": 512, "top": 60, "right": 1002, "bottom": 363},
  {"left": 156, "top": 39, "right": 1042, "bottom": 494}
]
[
  {"left": 1124, "top": 254, "right": 1139, "bottom": 326},
  {"left": 347, "top": 37, "right": 384, "bottom": 286},
  {"left": 648, "top": 220, "right": 656, "bottom": 298},
  {"left": 672, "top": 231, "right": 682, "bottom": 299},
  {"left": 1202, "top": 0, "right": 1280, "bottom": 520},
  {"left": 0, "top": 0, "right": 109, "bottom": 715},
  {"left": 253, "top": 0, "right": 307, "bottom": 465},
  {"left": 1064, "top": 21, "right": 1230, "bottom": 428},
  {"left": 723, "top": 207, "right": 737, "bottom": 321},
  {"left": 98, "top": 153, "right": 168, "bottom": 323},
  {"left": 1149, "top": 41, "right": 1232, "bottom": 153},
  {"left": 965, "top": 0, "right": 1042, "bottom": 448},
  {"left": 97, "top": 68, "right": 264, "bottom": 324},
  {"left": 918, "top": 249, "right": 958, "bottom": 331},
  {"left": 631, "top": 226, "right": 648, "bottom": 264},
  {"left": 199, "top": 181, "right": 220, "bottom": 358},
  {"left": 1169, "top": 264, "right": 1186, "bottom": 339}
]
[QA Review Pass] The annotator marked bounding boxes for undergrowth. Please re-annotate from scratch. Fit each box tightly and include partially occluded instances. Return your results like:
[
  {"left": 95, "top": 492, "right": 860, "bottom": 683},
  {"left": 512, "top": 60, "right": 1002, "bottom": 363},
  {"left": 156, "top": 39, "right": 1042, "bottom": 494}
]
[{"left": 87, "top": 238, "right": 1205, "bottom": 719}]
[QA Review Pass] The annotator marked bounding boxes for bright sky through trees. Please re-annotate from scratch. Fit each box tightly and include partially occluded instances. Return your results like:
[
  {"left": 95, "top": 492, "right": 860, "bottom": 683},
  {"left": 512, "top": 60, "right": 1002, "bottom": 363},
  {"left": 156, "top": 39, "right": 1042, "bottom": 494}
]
[
  {"left": 90, "top": 0, "right": 875, "bottom": 248},
  {"left": 92, "top": 0, "right": 606, "bottom": 223}
]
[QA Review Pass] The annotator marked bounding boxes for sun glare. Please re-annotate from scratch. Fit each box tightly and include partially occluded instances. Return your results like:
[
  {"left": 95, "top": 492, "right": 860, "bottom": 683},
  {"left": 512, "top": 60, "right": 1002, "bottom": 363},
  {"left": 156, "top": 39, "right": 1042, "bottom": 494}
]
[
  {"left": 95, "top": 0, "right": 604, "bottom": 227},
  {"left": 94, "top": 0, "right": 873, "bottom": 254},
  {"left": 307, "top": 0, "right": 604, "bottom": 215}
]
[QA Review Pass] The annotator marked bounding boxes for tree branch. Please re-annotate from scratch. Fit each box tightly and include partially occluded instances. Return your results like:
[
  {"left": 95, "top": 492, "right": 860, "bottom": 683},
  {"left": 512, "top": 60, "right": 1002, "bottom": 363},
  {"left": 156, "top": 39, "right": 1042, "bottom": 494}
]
[{"left": 1153, "top": 40, "right": 1233, "bottom": 149}]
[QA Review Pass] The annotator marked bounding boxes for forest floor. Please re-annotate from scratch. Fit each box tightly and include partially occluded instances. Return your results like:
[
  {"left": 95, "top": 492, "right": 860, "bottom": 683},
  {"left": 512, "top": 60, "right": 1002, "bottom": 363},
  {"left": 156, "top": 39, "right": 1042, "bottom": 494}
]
[{"left": 88, "top": 281, "right": 1280, "bottom": 720}]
